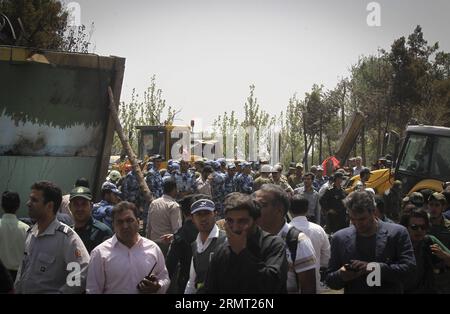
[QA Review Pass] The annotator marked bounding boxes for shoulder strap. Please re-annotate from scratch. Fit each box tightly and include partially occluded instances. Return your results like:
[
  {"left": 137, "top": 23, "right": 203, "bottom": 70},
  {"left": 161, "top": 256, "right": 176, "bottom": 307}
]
[{"left": 56, "top": 224, "right": 74, "bottom": 237}]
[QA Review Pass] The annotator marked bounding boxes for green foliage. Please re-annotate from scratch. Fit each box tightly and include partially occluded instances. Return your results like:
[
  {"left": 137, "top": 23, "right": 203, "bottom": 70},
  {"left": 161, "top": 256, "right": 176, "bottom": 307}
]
[
  {"left": 0, "top": 0, "right": 92, "bottom": 52},
  {"left": 111, "top": 76, "right": 177, "bottom": 155}
]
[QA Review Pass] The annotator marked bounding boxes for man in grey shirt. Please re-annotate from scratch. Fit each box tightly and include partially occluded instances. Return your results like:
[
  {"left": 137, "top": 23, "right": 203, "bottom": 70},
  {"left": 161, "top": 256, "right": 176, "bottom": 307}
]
[
  {"left": 294, "top": 173, "right": 320, "bottom": 224},
  {"left": 15, "top": 181, "right": 89, "bottom": 294}
]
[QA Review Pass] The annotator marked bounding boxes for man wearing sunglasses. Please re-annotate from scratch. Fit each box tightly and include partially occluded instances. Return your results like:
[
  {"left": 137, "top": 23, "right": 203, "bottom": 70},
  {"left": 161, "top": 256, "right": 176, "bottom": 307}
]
[
  {"left": 400, "top": 208, "right": 450, "bottom": 293},
  {"left": 325, "top": 190, "right": 416, "bottom": 293}
]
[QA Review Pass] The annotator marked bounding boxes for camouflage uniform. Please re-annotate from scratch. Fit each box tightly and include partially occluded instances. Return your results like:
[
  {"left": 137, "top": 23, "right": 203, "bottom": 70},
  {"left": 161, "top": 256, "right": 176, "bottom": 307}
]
[
  {"left": 224, "top": 173, "right": 235, "bottom": 195},
  {"left": 121, "top": 171, "right": 142, "bottom": 206},
  {"left": 253, "top": 176, "right": 273, "bottom": 191},
  {"left": 175, "top": 170, "right": 197, "bottom": 195},
  {"left": 210, "top": 171, "right": 226, "bottom": 217},
  {"left": 236, "top": 173, "right": 254, "bottom": 194},
  {"left": 145, "top": 167, "right": 164, "bottom": 199},
  {"left": 233, "top": 173, "right": 242, "bottom": 192},
  {"left": 92, "top": 200, "right": 114, "bottom": 230},
  {"left": 273, "top": 177, "right": 294, "bottom": 194}
]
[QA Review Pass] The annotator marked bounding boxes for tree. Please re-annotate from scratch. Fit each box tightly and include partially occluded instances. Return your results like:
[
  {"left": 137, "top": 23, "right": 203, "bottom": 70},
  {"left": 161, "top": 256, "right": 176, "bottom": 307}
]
[
  {"left": 285, "top": 94, "right": 302, "bottom": 162},
  {"left": 111, "top": 76, "right": 177, "bottom": 155},
  {"left": 241, "top": 85, "right": 273, "bottom": 160},
  {"left": 0, "top": 0, "right": 92, "bottom": 52}
]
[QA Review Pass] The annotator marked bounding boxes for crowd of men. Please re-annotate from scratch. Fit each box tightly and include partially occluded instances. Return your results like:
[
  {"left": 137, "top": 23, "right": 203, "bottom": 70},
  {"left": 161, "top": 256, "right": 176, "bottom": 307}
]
[{"left": 1, "top": 154, "right": 450, "bottom": 294}]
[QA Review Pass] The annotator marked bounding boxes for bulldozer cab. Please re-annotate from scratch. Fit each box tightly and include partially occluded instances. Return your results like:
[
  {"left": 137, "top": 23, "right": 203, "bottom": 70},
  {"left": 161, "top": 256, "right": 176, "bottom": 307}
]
[
  {"left": 136, "top": 125, "right": 191, "bottom": 169},
  {"left": 395, "top": 125, "right": 450, "bottom": 195}
]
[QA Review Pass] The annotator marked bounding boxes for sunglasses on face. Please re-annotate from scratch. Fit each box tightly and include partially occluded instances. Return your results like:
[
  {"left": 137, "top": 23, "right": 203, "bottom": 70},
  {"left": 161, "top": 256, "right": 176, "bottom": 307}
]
[{"left": 409, "top": 224, "right": 427, "bottom": 231}]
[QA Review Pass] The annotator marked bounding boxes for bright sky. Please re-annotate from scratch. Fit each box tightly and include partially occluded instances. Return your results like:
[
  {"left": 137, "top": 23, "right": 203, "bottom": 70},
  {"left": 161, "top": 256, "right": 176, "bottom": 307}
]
[{"left": 72, "top": 0, "right": 450, "bottom": 129}]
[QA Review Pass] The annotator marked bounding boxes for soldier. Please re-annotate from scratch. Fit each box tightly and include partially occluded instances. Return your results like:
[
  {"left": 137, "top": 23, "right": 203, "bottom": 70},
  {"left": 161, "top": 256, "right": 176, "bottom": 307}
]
[
  {"left": 163, "top": 161, "right": 180, "bottom": 182},
  {"left": 236, "top": 162, "right": 254, "bottom": 194},
  {"left": 15, "top": 181, "right": 90, "bottom": 294},
  {"left": 146, "top": 156, "right": 164, "bottom": 193},
  {"left": 253, "top": 165, "right": 274, "bottom": 191},
  {"left": 121, "top": 167, "right": 142, "bottom": 208},
  {"left": 175, "top": 159, "right": 197, "bottom": 198},
  {"left": 92, "top": 182, "right": 122, "bottom": 230},
  {"left": 69, "top": 186, "right": 113, "bottom": 253},
  {"left": 288, "top": 163, "right": 304, "bottom": 190},
  {"left": 224, "top": 163, "right": 237, "bottom": 195},
  {"left": 217, "top": 158, "right": 227, "bottom": 174},
  {"left": 210, "top": 161, "right": 227, "bottom": 217},
  {"left": 272, "top": 164, "right": 294, "bottom": 195}
]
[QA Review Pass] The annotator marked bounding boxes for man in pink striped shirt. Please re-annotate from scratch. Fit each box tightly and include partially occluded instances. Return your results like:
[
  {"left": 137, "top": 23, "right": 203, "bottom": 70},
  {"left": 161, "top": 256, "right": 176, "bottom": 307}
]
[{"left": 86, "top": 201, "right": 170, "bottom": 294}]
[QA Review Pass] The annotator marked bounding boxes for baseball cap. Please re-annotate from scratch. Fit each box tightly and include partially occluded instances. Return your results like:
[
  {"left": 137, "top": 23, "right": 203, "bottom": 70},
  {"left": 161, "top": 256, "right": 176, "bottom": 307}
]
[
  {"left": 70, "top": 186, "right": 92, "bottom": 201},
  {"left": 190, "top": 199, "right": 216, "bottom": 214},
  {"left": 295, "top": 163, "right": 303, "bottom": 169},
  {"left": 227, "top": 163, "right": 236, "bottom": 170}
]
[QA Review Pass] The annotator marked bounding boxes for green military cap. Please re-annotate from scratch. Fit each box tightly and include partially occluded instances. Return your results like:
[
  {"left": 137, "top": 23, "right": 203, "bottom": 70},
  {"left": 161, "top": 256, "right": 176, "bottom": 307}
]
[{"left": 70, "top": 186, "right": 92, "bottom": 201}]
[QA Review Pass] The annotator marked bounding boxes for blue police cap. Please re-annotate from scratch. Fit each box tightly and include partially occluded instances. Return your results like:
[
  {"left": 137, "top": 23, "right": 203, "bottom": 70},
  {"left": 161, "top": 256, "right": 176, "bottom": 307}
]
[{"left": 190, "top": 199, "right": 216, "bottom": 214}]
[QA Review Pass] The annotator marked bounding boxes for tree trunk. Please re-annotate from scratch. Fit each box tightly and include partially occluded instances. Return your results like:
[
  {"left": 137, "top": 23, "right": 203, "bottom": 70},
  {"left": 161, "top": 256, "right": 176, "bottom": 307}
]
[
  {"left": 108, "top": 87, "right": 153, "bottom": 204},
  {"left": 361, "top": 124, "right": 366, "bottom": 166},
  {"left": 377, "top": 109, "right": 382, "bottom": 159},
  {"left": 341, "top": 81, "right": 346, "bottom": 133},
  {"left": 319, "top": 114, "right": 323, "bottom": 164},
  {"left": 303, "top": 111, "right": 308, "bottom": 169},
  {"left": 311, "top": 137, "right": 315, "bottom": 168},
  {"left": 327, "top": 133, "right": 332, "bottom": 156}
]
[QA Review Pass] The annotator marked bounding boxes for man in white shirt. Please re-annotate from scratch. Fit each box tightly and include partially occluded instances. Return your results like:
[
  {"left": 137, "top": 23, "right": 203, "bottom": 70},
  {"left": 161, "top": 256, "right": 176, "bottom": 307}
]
[
  {"left": 184, "top": 199, "right": 226, "bottom": 294},
  {"left": 87, "top": 201, "right": 170, "bottom": 294},
  {"left": 0, "top": 191, "right": 29, "bottom": 281},
  {"left": 255, "top": 184, "right": 317, "bottom": 294},
  {"left": 147, "top": 179, "right": 182, "bottom": 256},
  {"left": 289, "top": 195, "right": 331, "bottom": 293}
]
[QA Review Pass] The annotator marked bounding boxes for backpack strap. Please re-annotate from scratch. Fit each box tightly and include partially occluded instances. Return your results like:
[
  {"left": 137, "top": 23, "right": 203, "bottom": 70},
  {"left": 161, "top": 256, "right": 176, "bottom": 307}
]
[
  {"left": 285, "top": 226, "right": 301, "bottom": 290},
  {"left": 285, "top": 226, "right": 300, "bottom": 264}
]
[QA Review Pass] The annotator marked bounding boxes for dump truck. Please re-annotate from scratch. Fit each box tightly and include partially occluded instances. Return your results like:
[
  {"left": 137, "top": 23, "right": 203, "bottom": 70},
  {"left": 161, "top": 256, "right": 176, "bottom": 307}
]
[{"left": 0, "top": 45, "right": 125, "bottom": 217}]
